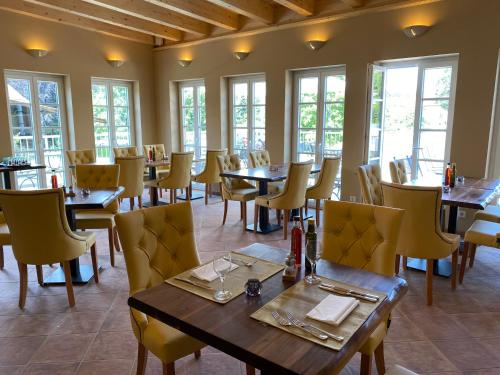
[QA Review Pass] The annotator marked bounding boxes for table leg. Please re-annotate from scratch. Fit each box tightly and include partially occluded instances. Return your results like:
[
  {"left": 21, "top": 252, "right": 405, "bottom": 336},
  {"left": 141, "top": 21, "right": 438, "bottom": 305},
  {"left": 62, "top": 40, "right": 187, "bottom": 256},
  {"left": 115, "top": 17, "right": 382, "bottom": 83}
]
[
  {"left": 43, "top": 207, "right": 101, "bottom": 285},
  {"left": 149, "top": 166, "right": 156, "bottom": 181},
  {"left": 2, "top": 171, "right": 12, "bottom": 189},
  {"left": 176, "top": 181, "right": 203, "bottom": 201},
  {"left": 246, "top": 181, "right": 281, "bottom": 234}
]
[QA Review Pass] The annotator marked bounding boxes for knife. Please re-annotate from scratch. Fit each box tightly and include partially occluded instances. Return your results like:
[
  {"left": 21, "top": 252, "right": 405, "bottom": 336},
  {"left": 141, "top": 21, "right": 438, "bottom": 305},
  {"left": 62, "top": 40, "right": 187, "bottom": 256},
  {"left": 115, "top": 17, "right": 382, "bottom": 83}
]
[
  {"left": 172, "top": 277, "right": 214, "bottom": 291},
  {"left": 319, "top": 284, "right": 379, "bottom": 302}
]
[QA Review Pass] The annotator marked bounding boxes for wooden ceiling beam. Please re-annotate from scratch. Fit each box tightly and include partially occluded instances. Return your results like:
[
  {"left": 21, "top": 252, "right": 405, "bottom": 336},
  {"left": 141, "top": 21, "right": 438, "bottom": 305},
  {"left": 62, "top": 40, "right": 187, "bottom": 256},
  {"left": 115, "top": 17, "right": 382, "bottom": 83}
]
[
  {"left": 273, "top": 0, "right": 314, "bottom": 16},
  {"left": 24, "top": 0, "right": 182, "bottom": 41},
  {"left": 0, "top": 0, "right": 154, "bottom": 44},
  {"left": 145, "top": 0, "right": 239, "bottom": 30},
  {"left": 340, "top": 0, "right": 364, "bottom": 7},
  {"left": 82, "top": 0, "right": 211, "bottom": 35},
  {"left": 206, "top": 0, "right": 274, "bottom": 24}
]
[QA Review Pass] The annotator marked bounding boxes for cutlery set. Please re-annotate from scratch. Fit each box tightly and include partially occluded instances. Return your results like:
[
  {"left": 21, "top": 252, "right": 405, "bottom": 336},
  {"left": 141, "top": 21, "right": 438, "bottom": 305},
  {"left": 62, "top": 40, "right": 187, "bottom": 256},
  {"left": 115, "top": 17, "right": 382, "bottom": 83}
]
[{"left": 319, "top": 283, "right": 379, "bottom": 302}]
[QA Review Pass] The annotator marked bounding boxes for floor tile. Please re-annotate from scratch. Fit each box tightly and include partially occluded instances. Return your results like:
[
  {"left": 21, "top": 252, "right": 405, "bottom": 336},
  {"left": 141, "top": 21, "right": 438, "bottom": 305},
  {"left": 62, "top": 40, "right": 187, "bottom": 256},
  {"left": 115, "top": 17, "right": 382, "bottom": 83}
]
[
  {"left": 24, "top": 362, "right": 79, "bottom": 374},
  {"left": 52, "top": 311, "right": 107, "bottom": 335},
  {"left": 84, "top": 331, "right": 136, "bottom": 361},
  {"left": 432, "top": 338, "right": 500, "bottom": 370},
  {"left": 30, "top": 334, "right": 94, "bottom": 363},
  {"left": 76, "top": 359, "right": 134, "bottom": 374},
  {"left": 0, "top": 336, "right": 45, "bottom": 365}
]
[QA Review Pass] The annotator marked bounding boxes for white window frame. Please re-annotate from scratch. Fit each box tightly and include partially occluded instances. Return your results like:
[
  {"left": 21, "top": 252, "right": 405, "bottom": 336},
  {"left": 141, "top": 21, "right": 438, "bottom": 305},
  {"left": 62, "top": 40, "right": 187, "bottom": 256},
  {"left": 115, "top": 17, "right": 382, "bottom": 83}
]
[
  {"left": 178, "top": 80, "right": 205, "bottom": 160},
  {"left": 229, "top": 74, "right": 266, "bottom": 166}
]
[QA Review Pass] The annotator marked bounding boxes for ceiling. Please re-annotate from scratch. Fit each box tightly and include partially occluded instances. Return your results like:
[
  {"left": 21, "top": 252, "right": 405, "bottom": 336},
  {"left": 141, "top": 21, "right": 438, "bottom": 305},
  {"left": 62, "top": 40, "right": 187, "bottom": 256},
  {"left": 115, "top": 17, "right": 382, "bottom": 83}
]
[{"left": 0, "top": 0, "right": 441, "bottom": 47}]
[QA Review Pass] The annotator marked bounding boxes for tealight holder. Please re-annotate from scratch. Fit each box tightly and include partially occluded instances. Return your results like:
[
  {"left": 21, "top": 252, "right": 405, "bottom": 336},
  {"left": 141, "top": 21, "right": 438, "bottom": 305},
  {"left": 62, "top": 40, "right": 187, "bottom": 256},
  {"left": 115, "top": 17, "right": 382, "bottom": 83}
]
[{"left": 245, "top": 278, "right": 262, "bottom": 297}]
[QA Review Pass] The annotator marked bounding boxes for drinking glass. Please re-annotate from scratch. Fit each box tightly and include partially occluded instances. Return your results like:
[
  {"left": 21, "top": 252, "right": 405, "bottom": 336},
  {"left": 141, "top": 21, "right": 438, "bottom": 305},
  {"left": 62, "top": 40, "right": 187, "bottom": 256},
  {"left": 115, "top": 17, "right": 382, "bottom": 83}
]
[
  {"left": 305, "top": 242, "right": 322, "bottom": 285},
  {"left": 213, "top": 254, "right": 233, "bottom": 301}
]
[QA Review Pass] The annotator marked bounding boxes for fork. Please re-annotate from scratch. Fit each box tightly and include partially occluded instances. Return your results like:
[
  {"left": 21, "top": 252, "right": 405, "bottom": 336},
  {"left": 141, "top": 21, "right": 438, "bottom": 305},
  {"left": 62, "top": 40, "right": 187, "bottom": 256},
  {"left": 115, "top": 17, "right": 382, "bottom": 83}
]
[
  {"left": 271, "top": 311, "right": 328, "bottom": 340},
  {"left": 285, "top": 311, "right": 344, "bottom": 342}
]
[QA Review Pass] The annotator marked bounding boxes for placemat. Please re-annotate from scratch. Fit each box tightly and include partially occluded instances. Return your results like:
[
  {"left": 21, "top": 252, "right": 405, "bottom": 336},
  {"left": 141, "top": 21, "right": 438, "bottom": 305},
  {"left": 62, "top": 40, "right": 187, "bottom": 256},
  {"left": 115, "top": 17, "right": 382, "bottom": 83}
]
[
  {"left": 165, "top": 247, "right": 285, "bottom": 304},
  {"left": 250, "top": 276, "right": 387, "bottom": 351}
]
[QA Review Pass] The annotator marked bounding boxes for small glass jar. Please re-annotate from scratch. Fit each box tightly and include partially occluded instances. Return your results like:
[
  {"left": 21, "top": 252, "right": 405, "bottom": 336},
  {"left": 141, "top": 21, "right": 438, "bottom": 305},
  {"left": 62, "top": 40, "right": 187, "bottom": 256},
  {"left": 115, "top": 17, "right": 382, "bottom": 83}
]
[{"left": 245, "top": 278, "right": 262, "bottom": 297}]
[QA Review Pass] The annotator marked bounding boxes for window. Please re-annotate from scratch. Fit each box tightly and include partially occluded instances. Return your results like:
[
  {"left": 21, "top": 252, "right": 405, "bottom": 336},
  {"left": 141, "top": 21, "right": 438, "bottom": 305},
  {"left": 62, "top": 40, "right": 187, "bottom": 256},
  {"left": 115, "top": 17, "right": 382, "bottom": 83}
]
[
  {"left": 293, "top": 67, "right": 346, "bottom": 199},
  {"left": 230, "top": 75, "right": 266, "bottom": 166},
  {"left": 179, "top": 80, "right": 206, "bottom": 160},
  {"left": 366, "top": 56, "right": 458, "bottom": 179},
  {"left": 92, "top": 79, "right": 134, "bottom": 163},
  {"left": 4, "top": 72, "right": 68, "bottom": 189}
]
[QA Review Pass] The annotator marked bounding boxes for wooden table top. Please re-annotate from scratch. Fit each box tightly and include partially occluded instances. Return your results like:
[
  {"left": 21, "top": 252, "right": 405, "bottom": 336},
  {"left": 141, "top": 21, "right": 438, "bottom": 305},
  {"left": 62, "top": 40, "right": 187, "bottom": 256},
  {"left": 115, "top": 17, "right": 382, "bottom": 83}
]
[
  {"left": 220, "top": 163, "right": 322, "bottom": 182},
  {"left": 64, "top": 187, "right": 124, "bottom": 210},
  {"left": 0, "top": 164, "right": 46, "bottom": 172},
  {"left": 128, "top": 244, "right": 408, "bottom": 375}
]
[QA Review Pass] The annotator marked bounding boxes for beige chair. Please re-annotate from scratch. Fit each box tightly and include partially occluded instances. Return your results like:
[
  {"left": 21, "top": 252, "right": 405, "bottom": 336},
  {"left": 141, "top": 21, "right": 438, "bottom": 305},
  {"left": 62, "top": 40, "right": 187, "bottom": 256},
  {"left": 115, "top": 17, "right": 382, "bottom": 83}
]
[
  {"left": 389, "top": 159, "right": 409, "bottom": 184},
  {"left": 474, "top": 205, "right": 500, "bottom": 223},
  {"left": 459, "top": 220, "right": 500, "bottom": 283},
  {"left": 305, "top": 156, "right": 341, "bottom": 226},
  {"left": 145, "top": 152, "right": 193, "bottom": 204},
  {"left": 115, "top": 156, "right": 145, "bottom": 210},
  {"left": 249, "top": 150, "right": 283, "bottom": 193},
  {"left": 75, "top": 164, "right": 121, "bottom": 267},
  {"left": 0, "top": 189, "right": 98, "bottom": 308},
  {"left": 323, "top": 200, "right": 404, "bottom": 375},
  {"left": 381, "top": 182, "right": 460, "bottom": 305},
  {"left": 254, "top": 162, "right": 312, "bottom": 239},
  {"left": 0, "top": 211, "right": 11, "bottom": 269},
  {"left": 115, "top": 202, "right": 205, "bottom": 375},
  {"left": 113, "top": 146, "right": 138, "bottom": 158},
  {"left": 65, "top": 149, "right": 96, "bottom": 180},
  {"left": 191, "top": 149, "right": 226, "bottom": 205},
  {"left": 217, "top": 154, "right": 259, "bottom": 230},
  {"left": 358, "top": 163, "right": 383, "bottom": 205}
]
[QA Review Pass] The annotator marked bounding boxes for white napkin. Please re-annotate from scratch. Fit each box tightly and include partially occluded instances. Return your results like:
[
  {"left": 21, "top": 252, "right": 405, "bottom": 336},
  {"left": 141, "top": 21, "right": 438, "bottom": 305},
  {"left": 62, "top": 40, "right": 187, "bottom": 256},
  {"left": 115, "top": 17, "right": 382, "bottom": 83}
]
[
  {"left": 306, "top": 294, "right": 359, "bottom": 326},
  {"left": 191, "top": 260, "right": 239, "bottom": 282}
]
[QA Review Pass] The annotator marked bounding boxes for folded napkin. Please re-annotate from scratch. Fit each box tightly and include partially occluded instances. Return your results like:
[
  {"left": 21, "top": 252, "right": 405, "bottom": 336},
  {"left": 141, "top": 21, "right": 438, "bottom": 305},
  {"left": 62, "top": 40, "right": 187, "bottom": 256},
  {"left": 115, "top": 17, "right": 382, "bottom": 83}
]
[
  {"left": 306, "top": 294, "right": 359, "bottom": 326},
  {"left": 191, "top": 260, "right": 239, "bottom": 282}
]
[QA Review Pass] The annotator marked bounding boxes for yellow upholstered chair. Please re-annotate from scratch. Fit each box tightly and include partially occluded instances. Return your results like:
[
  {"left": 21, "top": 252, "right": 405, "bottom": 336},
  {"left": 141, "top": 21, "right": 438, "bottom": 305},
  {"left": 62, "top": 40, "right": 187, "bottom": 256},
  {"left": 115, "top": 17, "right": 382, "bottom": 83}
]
[
  {"left": 0, "top": 189, "right": 98, "bottom": 308},
  {"left": 254, "top": 162, "right": 312, "bottom": 240},
  {"left": 0, "top": 211, "right": 11, "bottom": 269},
  {"left": 113, "top": 146, "right": 138, "bottom": 158},
  {"left": 473, "top": 205, "right": 500, "bottom": 223},
  {"left": 459, "top": 220, "right": 500, "bottom": 283},
  {"left": 305, "top": 156, "right": 341, "bottom": 226},
  {"left": 381, "top": 182, "right": 460, "bottom": 305},
  {"left": 323, "top": 200, "right": 404, "bottom": 375},
  {"left": 115, "top": 202, "right": 205, "bottom": 375},
  {"left": 217, "top": 154, "right": 259, "bottom": 230},
  {"left": 145, "top": 152, "right": 193, "bottom": 204},
  {"left": 65, "top": 149, "right": 96, "bottom": 180},
  {"left": 75, "top": 164, "right": 121, "bottom": 267},
  {"left": 389, "top": 159, "right": 409, "bottom": 184},
  {"left": 191, "top": 149, "right": 226, "bottom": 205},
  {"left": 358, "top": 164, "right": 383, "bottom": 205},
  {"left": 115, "top": 156, "right": 145, "bottom": 210},
  {"left": 249, "top": 150, "right": 283, "bottom": 193}
]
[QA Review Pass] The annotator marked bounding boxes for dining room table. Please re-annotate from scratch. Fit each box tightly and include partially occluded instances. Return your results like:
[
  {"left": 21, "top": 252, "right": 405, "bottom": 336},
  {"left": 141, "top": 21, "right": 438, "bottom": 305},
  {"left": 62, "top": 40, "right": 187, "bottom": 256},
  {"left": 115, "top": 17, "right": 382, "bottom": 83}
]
[
  {"left": 43, "top": 186, "right": 124, "bottom": 286},
  {"left": 0, "top": 163, "right": 47, "bottom": 189},
  {"left": 128, "top": 243, "right": 408, "bottom": 375},
  {"left": 220, "top": 163, "right": 322, "bottom": 234}
]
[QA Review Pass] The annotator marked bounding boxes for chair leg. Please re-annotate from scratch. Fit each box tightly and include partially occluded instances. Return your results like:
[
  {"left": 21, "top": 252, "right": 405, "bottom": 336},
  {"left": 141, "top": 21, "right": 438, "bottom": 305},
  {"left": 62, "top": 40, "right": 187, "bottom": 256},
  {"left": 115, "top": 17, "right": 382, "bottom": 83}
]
[
  {"left": 205, "top": 184, "right": 209, "bottom": 205},
  {"left": 426, "top": 259, "right": 433, "bottom": 306},
  {"left": 315, "top": 199, "right": 320, "bottom": 226},
  {"left": 222, "top": 199, "right": 228, "bottom": 225},
  {"left": 90, "top": 244, "right": 99, "bottom": 284},
  {"left": 459, "top": 241, "right": 470, "bottom": 284},
  {"left": 173, "top": 189, "right": 177, "bottom": 203},
  {"left": 451, "top": 249, "right": 458, "bottom": 290},
  {"left": 360, "top": 353, "right": 372, "bottom": 375},
  {"left": 163, "top": 362, "right": 175, "bottom": 375},
  {"left": 304, "top": 198, "right": 308, "bottom": 216},
  {"left": 113, "top": 227, "right": 121, "bottom": 252},
  {"left": 243, "top": 202, "right": 247, "bottom": 230},
  {"left": 136, "top": 342, "right": 148, "bottom": 375},
  {"left": 63, "top": 261, "right": 75, "bottom": 307},
  {"left": 469, "top": 243, "right": 477, "bottom": 268},
  {"left": 159, "top": 188, "right": 163, "bottom": 198},
  {"left": 107, "top": 227, "right": 115, "bottom": 267},
  {"left": 0, "top": 245, "right": 3, "bottom": 269},
  {"left": 254, "top": 204, "right": 259, "bottom": 233},
  {"left": 299, "top": 207, "right": 305, "bottom": 232},
  {"left": 374, "top": 341, "right": 385, "bottom": 375},
  {"left": 36, "top": 265, "right": 44, "bottom": 286},
  {"left": 194, "top": 350, "right": 201, "bottom": 359},
  {"left": 186, "top": 185, "right": 191, "bottom": 201},
  {"left": 138, "top": 195, "right": 143, "bottom": 208},
  {"left": 18, "top": 262, "right": 28, "bottom": 309},
  {"left": 245, "top": 364, "right": 256, "bottom": 375},
  {"left": 219, "top": 182, "right": 224, "bottom": 201},
  {"left": 402, "top": 256, "right": 408, "bottom": 270},
  {"left": 395, "top": 255, "right": 401, "bottom": 275},
  {"left": 129, "top": 197, "right": 134, "bottom": 211},
  {"left": 283, "top": 210, "right": 290, "bottom": 240},
  {"left": 240, "top": 202, "right": 244, "bottom": 220},
  {"left": 276, "top": 209, "right": 281, "bottom": 226}
]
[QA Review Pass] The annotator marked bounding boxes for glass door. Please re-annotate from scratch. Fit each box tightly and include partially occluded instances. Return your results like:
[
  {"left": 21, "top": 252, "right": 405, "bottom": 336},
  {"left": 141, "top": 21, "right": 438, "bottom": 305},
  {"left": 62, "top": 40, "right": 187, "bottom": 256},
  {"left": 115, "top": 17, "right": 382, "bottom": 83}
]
[
  {"left": 5, "top": 73, "right": 68, "bottom": 189},
  {"left": 179, "top": 80, "right": 206, "bottom": 161}
]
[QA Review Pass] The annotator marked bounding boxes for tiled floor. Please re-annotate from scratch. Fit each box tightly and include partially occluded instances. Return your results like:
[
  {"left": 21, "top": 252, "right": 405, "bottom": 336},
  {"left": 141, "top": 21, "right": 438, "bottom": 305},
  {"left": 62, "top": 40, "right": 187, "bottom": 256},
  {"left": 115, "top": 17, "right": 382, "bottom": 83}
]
[{"left": 1, "top": 192, "right": 500, "bottom": 374}]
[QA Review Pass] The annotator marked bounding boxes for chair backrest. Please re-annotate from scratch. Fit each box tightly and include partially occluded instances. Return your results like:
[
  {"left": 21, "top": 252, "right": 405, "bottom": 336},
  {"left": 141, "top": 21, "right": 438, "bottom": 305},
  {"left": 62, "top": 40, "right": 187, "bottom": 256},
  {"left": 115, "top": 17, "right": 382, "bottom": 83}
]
[
  {"left": 143, "top": 144, "right": 166, "bottom": 160},
  {"left": 389, "top": 159, "right": 408, "bottom": 184},
  {"left": 270, "top": 162, "right": 312, "bottom": 209},
  {"left": 322, "top": 200, "right": 404, "bottom": 277},
  {"left": 381, "top": 182, "right": 455, "bottom": 259},
  {"left": 158, "top": 152, "right": 193, "bottom": 188},
  {"left": 249, "top": 150, "right": 271, "bottom": 168},
  {"left": 115, "top": 156, "right": 145, "bottom": 198},
  {"left": 75, "top": 164, "right": 120, "bottom": 213},
  {"left": 66, "top": 149, "right": 96, "bottom": 165},
  {"left": 311, "top": 156, "right": 341, "bottom": 198},
  {"left": 0, "top": 189, "right": 87, "bottom": 264},
  {"left": 199, "top": 149, "right": 227, "bottom": 183},
  {"left": 216, "top": 154, "right": 242, "bottom": 195},
  {"left": 115, "top": 202, "right": 200, "bottom": 337},
  {"left": 358, "top": 163, "right": 383, "bottom": 205},
  {"left": 113, "top": 146, "right": 138, "bottom": 158}
]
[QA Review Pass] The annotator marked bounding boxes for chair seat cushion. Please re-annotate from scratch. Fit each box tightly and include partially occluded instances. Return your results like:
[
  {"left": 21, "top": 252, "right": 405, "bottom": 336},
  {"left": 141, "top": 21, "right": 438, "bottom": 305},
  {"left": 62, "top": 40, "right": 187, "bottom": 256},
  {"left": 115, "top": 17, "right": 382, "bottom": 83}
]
[
  {"left": 359, "top": 320, "right": 387, "bottom": 355},
  {"left": 465, "top": 220, "right": 500, "bottom": 248},
  {"left": 74, "top": 231, "right": 96, "bottom": 247},
  {"left": 474, "top": 205, "right": 500, "bottom": 223},
  {"left": 441, "top": 232, "right": 461, "bottom": 250},
  {"left": 76, "top": 211, "right": 115, "bottom": 229},
  {"left": 255, "top": 193, "right": 280, "bottom": 207},
  {"left": 386, "top": 365, "right": 418, "bottom": 375},
  {"left": 230, "top": 188, "right": 259, "bottom": 201}
]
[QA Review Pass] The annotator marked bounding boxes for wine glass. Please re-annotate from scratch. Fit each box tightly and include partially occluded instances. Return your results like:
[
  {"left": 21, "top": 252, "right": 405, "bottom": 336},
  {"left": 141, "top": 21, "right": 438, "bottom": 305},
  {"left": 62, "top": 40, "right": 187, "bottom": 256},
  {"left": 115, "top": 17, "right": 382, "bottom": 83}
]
[
  {"left": 305, "top": 242, "right": 322, "bottom": 285},
  {"left": 212, "top": 254, "right": 233, "bottom": 301}
]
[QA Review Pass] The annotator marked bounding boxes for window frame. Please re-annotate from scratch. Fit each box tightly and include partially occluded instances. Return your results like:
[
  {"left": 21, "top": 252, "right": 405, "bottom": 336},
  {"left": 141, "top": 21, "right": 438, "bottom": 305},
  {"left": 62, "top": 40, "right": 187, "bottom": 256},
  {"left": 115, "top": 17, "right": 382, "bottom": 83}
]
[{"left": 178, "top": 79, "right": 206, "bottom": 161}]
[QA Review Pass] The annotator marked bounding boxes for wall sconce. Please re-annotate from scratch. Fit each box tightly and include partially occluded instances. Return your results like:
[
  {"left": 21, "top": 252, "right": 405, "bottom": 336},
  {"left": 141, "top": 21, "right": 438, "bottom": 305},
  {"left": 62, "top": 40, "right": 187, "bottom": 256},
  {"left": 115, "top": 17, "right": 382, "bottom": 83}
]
[
  {"left": 233, "top": 51, "right": 250, "bottom": 61},
  {"left": 26, "top": 48, "right": 49, "bottom": 58},
  {"left": 107, "top": 59, "right": 125, "bottom": 68},
  {"left": 178, "top": 59, "right": 192, "bottom": 67},
  {"left": 306, "top": 40, "right": 327, "bottom": 51},
  {"left": 402, "top": 25, "right": 430, "bottom": 39}
]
